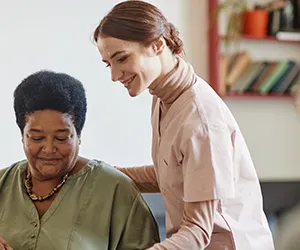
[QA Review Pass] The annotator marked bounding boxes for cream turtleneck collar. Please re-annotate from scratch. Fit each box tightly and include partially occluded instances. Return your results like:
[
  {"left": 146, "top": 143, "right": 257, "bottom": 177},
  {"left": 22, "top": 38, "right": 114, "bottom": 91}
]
[{"left": 148, "top": 56, "right": 196, "bottom": 109}]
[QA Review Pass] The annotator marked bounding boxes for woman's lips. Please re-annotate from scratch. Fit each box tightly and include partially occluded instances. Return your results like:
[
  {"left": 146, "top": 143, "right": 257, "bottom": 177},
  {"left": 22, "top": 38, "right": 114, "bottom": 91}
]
[
  {"left": 38, "top": 158, "right": 61, "bottom": 165},
  {"left": 123, "top": 75, "right": 136, "bottom": 88}
]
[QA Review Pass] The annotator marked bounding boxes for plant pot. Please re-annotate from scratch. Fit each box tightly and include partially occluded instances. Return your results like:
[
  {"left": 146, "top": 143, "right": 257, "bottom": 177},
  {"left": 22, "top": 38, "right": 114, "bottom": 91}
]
[{"left": 243, "top": 10, "right": 269, "bottom": 38}]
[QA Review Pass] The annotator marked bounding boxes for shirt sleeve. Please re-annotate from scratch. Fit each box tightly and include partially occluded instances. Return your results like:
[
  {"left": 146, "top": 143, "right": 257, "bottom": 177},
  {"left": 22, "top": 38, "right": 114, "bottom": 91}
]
[
  {"left": 117, "top": 194, "right": 161, "bottom": 250},
  {"left": 146, "top": 200, "right": 218, "bottom": 250},
  {"left": 114, "top": 165, "right": 160, "bottom": 193},
  {"left": 181, "top": 124, "right": 235, "bottom": 202}
]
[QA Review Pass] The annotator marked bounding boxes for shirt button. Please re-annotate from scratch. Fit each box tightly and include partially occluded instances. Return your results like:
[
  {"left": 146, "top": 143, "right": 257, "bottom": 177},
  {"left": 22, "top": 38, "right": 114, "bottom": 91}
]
[
  {"left": 31, "top": 234, "right": 35, "bottom": 239},
  {"left": 34, "top": 223, "right": 38, "bottom": 227}
]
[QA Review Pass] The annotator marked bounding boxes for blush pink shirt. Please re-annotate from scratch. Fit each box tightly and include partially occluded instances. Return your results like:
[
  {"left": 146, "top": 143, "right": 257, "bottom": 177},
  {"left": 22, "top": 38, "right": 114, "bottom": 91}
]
[{"left": 151, "top": 77, "right": 274, "bottom": 249}]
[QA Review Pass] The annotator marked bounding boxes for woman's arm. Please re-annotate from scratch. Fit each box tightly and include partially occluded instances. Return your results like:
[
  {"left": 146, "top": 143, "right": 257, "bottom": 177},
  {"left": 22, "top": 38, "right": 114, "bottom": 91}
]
[
  {"left": 116, "top": 193, "right": 160, "bottom": 250},
  {"left": 114, "top": 165, "right": 160, "bottom": 193},
  {"left": 146, "top": 200, "right": 218, "bottom": 250}
]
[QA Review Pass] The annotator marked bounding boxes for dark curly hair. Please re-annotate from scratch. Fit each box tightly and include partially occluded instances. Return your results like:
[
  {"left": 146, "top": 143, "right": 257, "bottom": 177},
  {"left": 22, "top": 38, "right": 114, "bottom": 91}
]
[
  {"left": 93, "top": 0, "right": 184, "bottom": 55},
  {"left": 14, "top": 70, "right": 87, "bottom": 136}
]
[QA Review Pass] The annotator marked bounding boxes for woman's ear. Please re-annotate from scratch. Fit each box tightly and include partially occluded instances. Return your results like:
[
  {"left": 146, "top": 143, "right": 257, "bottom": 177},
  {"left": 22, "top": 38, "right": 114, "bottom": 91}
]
[{"left": 152, "top": 37, "right": 166, "bottom": 55}]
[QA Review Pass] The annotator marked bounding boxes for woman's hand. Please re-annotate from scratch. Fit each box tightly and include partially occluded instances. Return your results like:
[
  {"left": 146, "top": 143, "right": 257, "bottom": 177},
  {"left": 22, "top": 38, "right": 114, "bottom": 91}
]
[
  {"left": 113, "top": 165, "right": 160, "bottom": 193},
  {"left": 0, "top": 237, "right": 13, "bottom": 250}
]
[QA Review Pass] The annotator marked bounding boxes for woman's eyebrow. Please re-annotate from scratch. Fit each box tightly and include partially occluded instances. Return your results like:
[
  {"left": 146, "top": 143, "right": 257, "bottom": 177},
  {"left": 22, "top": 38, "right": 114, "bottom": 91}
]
[{"left": 102, "top": 50, "right": 126, "bottom": 63}]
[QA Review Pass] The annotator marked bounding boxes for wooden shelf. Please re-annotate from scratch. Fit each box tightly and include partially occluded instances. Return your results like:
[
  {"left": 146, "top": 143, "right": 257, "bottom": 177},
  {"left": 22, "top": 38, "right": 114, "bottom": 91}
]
[
  {"left": 221, "top": 93, "right": 293, "bottom": 100},
  {"left": 208, "top": 0, "right": 300, "bottom": 99},
  {"left": 220, "top": 35, "right": 300, "bottom": 44}
]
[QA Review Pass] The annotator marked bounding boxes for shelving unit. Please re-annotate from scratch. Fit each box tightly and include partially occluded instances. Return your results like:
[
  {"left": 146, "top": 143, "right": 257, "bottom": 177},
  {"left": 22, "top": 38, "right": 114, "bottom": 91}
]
[
  {"left": 222, "top": 93, "right": 293, "bottom": 100},
  {"left": 208, "top": 0, "right": 300, "bottom": 100},
  {"left": 220, "top": 35, "right": 300, "bottom": 44}
]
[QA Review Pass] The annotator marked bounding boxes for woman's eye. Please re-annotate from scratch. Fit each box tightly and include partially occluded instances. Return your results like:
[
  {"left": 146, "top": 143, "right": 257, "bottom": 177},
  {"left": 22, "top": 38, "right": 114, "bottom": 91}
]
[
  {"left": 56, "top": 137, "right": 69, "bottom": 142},
  {"left": 117, "top": 56, "right": 128, "bottom": 63},
  {"left": 31, "top": 137, "right": 43, "bottom": 141},
  {"left": 105, "top": 64, "right": 111, "bottom": 68}
]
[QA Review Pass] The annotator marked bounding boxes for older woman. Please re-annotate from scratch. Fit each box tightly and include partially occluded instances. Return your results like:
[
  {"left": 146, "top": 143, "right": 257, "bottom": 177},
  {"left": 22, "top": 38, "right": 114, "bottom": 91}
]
[{"left": 0, "top": 70, "right": 160, "bottom": 250}]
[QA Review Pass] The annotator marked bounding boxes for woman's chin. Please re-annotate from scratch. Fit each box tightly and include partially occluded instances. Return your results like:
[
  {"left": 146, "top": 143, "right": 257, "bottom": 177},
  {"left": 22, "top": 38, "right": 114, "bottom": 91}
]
[
  {"left": 128, "top": 91, "right": 138, "bottom": 97},
  {"left": 127, "top": 88, "right": 140, "bottom": 97},
  {"left": 35, "top": 164, "right": 61, "bottom": 179},
  {"left": 127, "top": 85, "right": 147, "bottom": 97}
]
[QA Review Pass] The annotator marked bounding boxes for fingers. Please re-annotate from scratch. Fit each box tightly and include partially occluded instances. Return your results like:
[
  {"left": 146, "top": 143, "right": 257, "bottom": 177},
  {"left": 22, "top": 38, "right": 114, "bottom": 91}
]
[
  {"left": 0, "top": 237, "right": 13, "bottom": 250},
  {"left": 3, "top": 243, "right": 13, "bottom": 250},
  {"left": 0, "top": 237, "right": 6, "bottom": 248},
  {"left": 0, "top": 243, "right": 13, "bottom": 250}
]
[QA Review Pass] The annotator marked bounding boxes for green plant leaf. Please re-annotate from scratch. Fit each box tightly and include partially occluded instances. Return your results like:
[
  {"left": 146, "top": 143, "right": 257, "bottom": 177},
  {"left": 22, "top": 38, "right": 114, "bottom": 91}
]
[{"left": 212, "top": 0, "right": 249, "bottom": 50}]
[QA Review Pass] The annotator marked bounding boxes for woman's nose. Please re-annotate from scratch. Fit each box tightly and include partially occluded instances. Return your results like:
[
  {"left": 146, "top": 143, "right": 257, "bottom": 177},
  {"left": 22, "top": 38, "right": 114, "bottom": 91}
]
[
  {"left": 110, "top": 66, "right": 123, "bottom": 82},
  {"left": 42, "top": 139, "right": 57, "bottom": 153}
]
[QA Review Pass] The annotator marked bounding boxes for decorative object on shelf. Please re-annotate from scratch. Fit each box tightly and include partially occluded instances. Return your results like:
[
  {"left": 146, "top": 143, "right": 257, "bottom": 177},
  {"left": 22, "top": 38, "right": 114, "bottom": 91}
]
[
  {"left": 281, "top": 0, "right": 295, "bottom": 31},
  {"left": 213, "top": 0, "right": 247, "bottom": 46},
  {"left": 209, "top": 0, "right": 300, "bottom": 99},
  {"left": 215, "top": 0, "right": 289, "bottom": 44},
  {"left": 243, "top": 9, "right": 268, "bottom": 38}
]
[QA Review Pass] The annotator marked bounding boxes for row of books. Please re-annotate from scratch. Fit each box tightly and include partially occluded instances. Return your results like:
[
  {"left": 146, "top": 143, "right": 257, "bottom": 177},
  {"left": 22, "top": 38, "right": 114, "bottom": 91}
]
[
  {"left": 220, "top": 51, "right": 300, "bottom": 95},
  {"left": 252, "top": 0, "right": 300, "bottom": 41},
  {"left": 256, "top": 0, "right": 300, "bottom": 38}
]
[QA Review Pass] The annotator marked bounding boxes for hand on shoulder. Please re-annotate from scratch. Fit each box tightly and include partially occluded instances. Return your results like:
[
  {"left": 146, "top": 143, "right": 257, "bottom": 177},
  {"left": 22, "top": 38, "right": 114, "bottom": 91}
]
[{"left": 0, "top": 237, "right": 13, "bottom": 250}]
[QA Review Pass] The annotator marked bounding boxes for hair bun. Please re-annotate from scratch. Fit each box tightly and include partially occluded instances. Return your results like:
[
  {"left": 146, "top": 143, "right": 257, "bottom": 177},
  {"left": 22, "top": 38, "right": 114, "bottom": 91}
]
[{"left": 167, "top": 22, "right": 183, "bottom": 55}]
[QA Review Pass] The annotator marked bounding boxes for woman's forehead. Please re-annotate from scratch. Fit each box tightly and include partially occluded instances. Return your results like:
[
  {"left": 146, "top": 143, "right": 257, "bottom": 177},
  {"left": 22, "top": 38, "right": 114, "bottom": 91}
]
[
  {"left": 97, "top": 37, "right": 141, "bottom": 56},
  {"left": 25, "top": 111, "right": 73, "bottom": 127}
]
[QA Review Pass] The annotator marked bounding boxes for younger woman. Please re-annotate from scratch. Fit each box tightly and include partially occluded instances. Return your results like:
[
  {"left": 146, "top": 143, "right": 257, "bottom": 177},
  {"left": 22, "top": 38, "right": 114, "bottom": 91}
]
[{"left": 93, "top": 1, "right": 274, "bottom": 249}]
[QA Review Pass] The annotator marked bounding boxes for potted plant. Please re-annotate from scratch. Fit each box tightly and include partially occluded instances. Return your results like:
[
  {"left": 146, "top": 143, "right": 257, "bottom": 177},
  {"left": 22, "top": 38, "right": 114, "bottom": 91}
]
[
  {"left": 214, "top": 0, "right": 248, "bottom": 41},
  {"left": 214, "top": 0, "right": 270, "bottom": 41},
  {"left": 243, "top": 9, "right": 269, "bottom": 38}
]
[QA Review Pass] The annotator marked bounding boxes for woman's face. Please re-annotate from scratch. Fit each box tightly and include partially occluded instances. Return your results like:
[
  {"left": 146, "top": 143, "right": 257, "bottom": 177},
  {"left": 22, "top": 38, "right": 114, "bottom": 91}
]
[
  {"left": 22, "top": 109, "right": 80, "bottom": 181},
  {"left": 97, "top": 36, "right": 162, "bottom": 97}
]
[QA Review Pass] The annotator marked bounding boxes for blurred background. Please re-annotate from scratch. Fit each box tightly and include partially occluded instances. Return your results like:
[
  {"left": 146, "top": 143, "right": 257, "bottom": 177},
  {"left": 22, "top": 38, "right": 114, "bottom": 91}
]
[{"left": 1, "top": 0, "right": 300, "bottom": 249}]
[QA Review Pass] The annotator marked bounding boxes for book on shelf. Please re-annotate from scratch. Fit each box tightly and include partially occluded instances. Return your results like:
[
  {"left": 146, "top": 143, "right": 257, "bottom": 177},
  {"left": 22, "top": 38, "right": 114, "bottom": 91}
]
[
  {"left": 268, "top": 7, "right": 282, "bottom": 36},
  {"left": 230, "top": 62, "right": 266, "bottom": 93},
  {"left": 219, "top": 51, "right": 251, "bottom": 94},
  {"left": 221, "top": 51, "right": 300, "bottom": 95},
  {"left": 257, "top": 0, "right": 300, "bottom": 40},
  {"left": 226, "top": 51, "right": 251, "bottom": 88},
  {"left": 276, "top": 30, "right": 300, "bottom": 41}
]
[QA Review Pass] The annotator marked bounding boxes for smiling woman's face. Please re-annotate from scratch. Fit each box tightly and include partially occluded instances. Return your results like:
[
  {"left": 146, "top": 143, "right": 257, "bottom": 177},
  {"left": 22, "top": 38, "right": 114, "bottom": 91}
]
[
  {"left": 97, "top": 36, "right": 162, "bottom": 97},
  {"left": 23, "top": 109, "right": 80, "bottom": 181}
]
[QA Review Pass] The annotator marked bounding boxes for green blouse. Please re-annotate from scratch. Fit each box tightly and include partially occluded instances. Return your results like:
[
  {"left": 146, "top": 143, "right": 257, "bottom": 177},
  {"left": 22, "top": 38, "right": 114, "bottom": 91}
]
[{"left": 0, "top": 159, "right": 160, "bottom": 250}]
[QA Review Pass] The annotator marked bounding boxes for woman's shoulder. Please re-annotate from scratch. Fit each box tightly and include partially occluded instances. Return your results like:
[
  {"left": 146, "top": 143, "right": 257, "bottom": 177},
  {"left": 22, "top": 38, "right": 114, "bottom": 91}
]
[
  {"left": 0, "top": 160, "right": 26, "bottom": 184},
  {"left": 190, "top": 76, "right": 221, "bottom": 101},
  {"left": 86, "top": 160, "right": 139, "bottom": 195},
  {"left": 180, "top": 76, "right": 235, "bottom": 126},
  {"left": 0, "top": 160, "right": 26, "bottom": 174}
]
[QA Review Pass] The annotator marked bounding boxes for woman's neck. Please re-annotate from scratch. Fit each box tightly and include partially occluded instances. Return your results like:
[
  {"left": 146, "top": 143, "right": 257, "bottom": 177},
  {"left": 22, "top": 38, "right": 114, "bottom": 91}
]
[
  {"left": 159, "top": 54, "right": 178, "bottom": 79},
  {"left": 148, "top": 56, "right": 196, "bottom": 108},
  {"left": 29, "top": 157, "right": 88, "bottom": 196}
]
